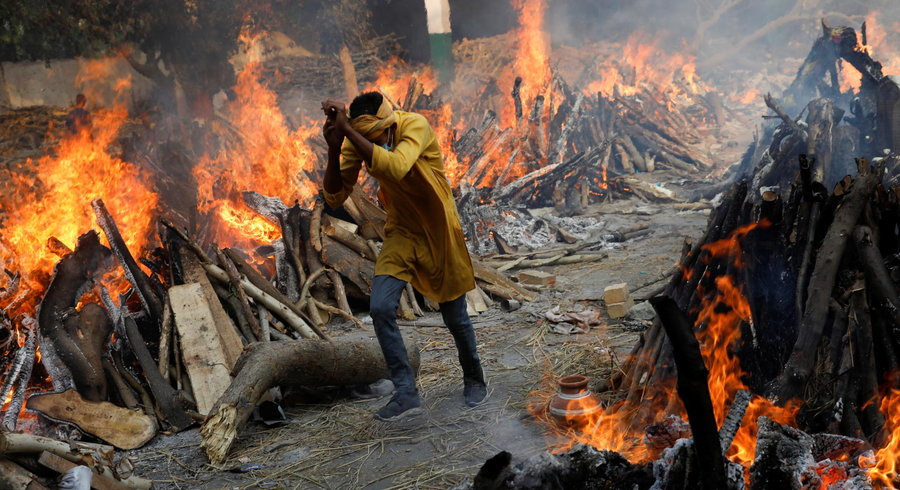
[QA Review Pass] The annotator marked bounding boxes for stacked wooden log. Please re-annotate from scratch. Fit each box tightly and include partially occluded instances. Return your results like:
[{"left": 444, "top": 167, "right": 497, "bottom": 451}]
[
  {"left": 0, "top": 169, "right": 535, "bottom": 473},
  {"left": 605, "top": 66, "right": 900, "bottom": 481},
  {"left": 394, "top": 67, "right": 714, "bottom": 210}
]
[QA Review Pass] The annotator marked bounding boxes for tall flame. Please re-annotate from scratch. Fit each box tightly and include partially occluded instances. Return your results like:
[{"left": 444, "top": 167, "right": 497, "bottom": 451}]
[
  {"left": 863, "top": 12, "right": 900, "bottom": 77},
  {"left": 194, "top": 29, "right": 321, "bottom": 249},
  {"left": 695, "top": 221, "right": 799, "bottom": 467},
  {"left": 507, "top": 0, "right": 551, "bottom": 120},
  {"left": 587, "top": 33, "right": 705, "bottom": 100},
  {"left": 871, "top": 386, "right": 900, "bottom": 486},
  {"left": 0, "top": 59, "right": 158, "bottom": 317},
  {"left": 534, "top": 221, "right": 799, "bottom": 475}
]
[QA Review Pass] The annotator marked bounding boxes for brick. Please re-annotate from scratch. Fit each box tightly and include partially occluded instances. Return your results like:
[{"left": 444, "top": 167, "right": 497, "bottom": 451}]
[
  {"left": 603, "top": 282, "right": 630, "bottom": 304},
  {"left": 607, "top": 298, "right": 635, "bottom": 319},
  {"left": 519, "top": 270, "right": 556, "bottom": 286}
]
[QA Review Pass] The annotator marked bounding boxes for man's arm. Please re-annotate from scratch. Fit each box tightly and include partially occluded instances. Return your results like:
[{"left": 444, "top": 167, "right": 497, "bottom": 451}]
[{"left": 322, "top": 119, "right": 345, "bottom": 194}]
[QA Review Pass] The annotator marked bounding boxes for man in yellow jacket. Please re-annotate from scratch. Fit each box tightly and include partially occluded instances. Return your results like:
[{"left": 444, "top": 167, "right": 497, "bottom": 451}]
[{"left": 321, "top": 92, "right": 487, "bottom": 421}]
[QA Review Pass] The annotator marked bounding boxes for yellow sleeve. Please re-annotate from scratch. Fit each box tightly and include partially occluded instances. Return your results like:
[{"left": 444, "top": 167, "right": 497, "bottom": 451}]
[
  {"left": 323, "top": 142, "right": 363, "bottom": 208},
  {"left": 367, "top": 113, "right": 432, "bottom": 183}
]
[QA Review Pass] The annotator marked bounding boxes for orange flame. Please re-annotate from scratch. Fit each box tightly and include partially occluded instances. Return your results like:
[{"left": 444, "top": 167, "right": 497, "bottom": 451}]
[
  {"left": 863, "top": 12, "right": 900, "bottom": 78},
  {"left": 871, "top": 386, "right": 900, "bottom": 487},
  {"left": 194, "top": 29, "right": 320, "bottom": 250},
  {"left": 839, "top": 60, "right": 862, "bottom": 94},
  {"left": 533, "top": 220, "right": 799, "bottom": 476},
  {"left": 0, "top": 60, "right": 158, "bottom": 317},
  {"left": 586, "top": 33, "right": 706, "bottom": 100},
  {"left": 697, "top": 220, "right": 799, "bottom": 467}
]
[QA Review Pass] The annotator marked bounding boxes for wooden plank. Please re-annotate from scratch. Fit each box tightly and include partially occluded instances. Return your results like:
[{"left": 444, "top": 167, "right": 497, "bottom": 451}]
[
  {"left": 169, "top": 283, "right": 234, "bottom": 415},
  {"left": 26, "top": 390, "right": 156, "bottom": 450},
  {"left": 37, "top": 452, "right": 130, "bottom": 490},
  {"left": 325, "top": 215, "right": 358, "bottom": 235},
  {"left": 348, "top": 187, "right": 387, "bottom": 240},
  {"left": 181, "top": 251, "right": 244, "bottom": 369},
  {"left": 0, "top": 459, "right": 47, "bottom": 490},
  {"left": 319, "top": 236, "right": 374, "bottom": 295},
  {"left": 471, "top": 259, "right": 537, "bottom": 302},
  {"left": 466, "top": 289, "right": 489, "bottom": 313}
]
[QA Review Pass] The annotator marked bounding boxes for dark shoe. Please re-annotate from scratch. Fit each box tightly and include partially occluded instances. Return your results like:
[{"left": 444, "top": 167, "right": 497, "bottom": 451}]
[
  {"left": 375, "top": 393, "right": 423, "bottom": 421},
  {"left": 464, "top": 381, "right": 487, "bottom": 407}
]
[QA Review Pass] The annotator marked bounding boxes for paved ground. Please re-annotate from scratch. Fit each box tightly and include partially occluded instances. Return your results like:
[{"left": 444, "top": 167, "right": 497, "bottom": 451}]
[{"left": 126, "top": 190, "right": 710, "bottom": 489}]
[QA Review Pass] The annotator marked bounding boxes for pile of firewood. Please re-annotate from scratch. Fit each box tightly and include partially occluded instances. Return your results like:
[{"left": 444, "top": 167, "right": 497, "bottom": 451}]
[
  {"left": 605, "top": 25, "right": 900, "bottom": 487},
  {"left": 386, "top": 51, "right": 722, "bottom": 209},
  {"left": 459, "top": 24, "right": 900, "bottom": 489},
  {"left": 399, "top": 70, "right": 713, "bottom": 212},
  {"left": 0, "top": 167, "right": 539, "bottom": 482}
]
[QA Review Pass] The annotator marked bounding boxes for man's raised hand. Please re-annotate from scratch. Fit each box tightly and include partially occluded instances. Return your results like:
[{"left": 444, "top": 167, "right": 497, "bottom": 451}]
[{"left": 321, "top": 100, "right": 349, "bottom": 129}]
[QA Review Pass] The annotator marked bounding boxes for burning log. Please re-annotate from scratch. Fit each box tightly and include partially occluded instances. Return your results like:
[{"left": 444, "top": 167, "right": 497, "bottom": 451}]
[
  {"left": 649, "top": 296, "right": 726, "bottom": 490},
  {"left": 719, "top": 389, "right": 751, "bottom": 454},
  {"left": 0, "top": 315, "right": 36, "bottom": 431},
  {"left": 92, "top": 199, "right": 163, "bottom": 322},
  {"left": 37, "top": 231, "right": 113, "bottom": 401},
  {"left": 200, "top": 339, "right": 421, "bottom": 466}
]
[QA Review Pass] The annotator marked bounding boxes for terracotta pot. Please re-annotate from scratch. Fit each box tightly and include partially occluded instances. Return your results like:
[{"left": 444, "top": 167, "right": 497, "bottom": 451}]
[{"left": 548, "top": 375, "right": 602, "bottom": 423}]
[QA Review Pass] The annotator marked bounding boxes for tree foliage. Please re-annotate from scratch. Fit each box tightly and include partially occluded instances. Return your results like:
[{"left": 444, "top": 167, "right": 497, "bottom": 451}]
[{"left": 0, "top": 1, "right": 135, "bottom": 62}]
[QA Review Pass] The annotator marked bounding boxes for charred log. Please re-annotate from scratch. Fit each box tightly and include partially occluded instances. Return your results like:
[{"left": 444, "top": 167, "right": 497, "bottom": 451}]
[
  {"left": 37, "top": 231, "right": 113, "bottom": 401},
  {"left": 200, "top": 339, "right": 421, "bottom": 466}
]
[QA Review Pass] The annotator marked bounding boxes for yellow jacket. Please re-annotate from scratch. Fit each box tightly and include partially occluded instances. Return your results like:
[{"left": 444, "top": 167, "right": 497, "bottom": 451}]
[{"left": 323, "top": 111, "right": 475, "bottom": 303}]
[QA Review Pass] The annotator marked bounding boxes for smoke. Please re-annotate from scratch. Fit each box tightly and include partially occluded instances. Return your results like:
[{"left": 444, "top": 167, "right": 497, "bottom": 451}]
[{"left": 531, "top": 0, "right": 900, "bottom": 87}]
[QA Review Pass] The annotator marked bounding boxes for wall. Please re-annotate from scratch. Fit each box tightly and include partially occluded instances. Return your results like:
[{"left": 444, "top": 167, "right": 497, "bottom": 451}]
[{"left": 0, "top": 56, "right": 153, "bottom": 110}]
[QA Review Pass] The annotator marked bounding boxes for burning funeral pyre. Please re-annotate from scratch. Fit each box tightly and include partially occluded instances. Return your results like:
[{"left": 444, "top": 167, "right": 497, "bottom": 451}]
[
  {"left": 0, "top": 1, "right": 898, "bottom": 488},
  {"left": 460, "top": 22, "right": 900, "bottom": 490}
]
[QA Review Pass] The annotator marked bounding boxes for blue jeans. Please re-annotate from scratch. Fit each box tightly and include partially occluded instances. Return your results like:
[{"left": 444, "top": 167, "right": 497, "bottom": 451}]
[{"left": 370, "top": 275, "right": 482, "bottom": 396}]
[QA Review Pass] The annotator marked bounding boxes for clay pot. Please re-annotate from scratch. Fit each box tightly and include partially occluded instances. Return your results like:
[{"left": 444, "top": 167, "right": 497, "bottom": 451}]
[{"left": 548, "top": 375, "right": 602, "bottom": 423}]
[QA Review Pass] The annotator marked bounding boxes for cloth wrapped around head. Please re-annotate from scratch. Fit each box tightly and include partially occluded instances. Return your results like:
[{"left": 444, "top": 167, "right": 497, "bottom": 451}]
[{"left": 349, "top": 96, "right": 396, "bottom": 140}]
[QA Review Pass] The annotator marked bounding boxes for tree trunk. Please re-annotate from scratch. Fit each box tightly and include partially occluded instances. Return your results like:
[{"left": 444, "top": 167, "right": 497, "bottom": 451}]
[{"left": 201, "top": 339, "right": 421, "bottom": 466}]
